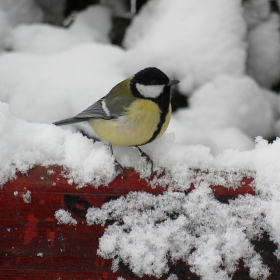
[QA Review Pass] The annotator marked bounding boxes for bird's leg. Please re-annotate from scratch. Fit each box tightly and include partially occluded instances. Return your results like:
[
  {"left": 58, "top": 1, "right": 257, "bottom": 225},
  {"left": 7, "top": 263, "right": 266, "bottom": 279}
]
[
  {"left": 136, "top": 147, "right": 153, "bottom": 171},
  {"left": 109, "top": 144, "right": 124, "bottom": 175}
]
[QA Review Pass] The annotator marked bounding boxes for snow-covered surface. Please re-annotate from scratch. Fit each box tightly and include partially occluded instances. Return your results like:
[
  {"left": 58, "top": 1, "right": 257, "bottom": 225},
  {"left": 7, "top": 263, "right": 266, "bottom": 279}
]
[
  {"left": 3, "top": 95, "right": 280, "bottom": 278},
  {"left": 1, "top": 0, "right": 280, "bottom": 279},
  {"left": 84, "top": 137, "right": 280, "bottom": 279},
  {"left": 87, "top": 190, "right": 270, "bottom": 279},
  {"left": 0, "top": 102, "right": 116, "bottom": 187}
]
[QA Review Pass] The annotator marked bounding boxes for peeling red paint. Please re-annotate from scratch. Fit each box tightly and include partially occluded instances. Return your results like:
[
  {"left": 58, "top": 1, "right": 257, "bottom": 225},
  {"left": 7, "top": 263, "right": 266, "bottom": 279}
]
[
  {"left": 46, "top": 230, "right": 55, "bottom": 246},
  {"left": 24, "top": 214, "right": 39, "bottom": 245},
  {"left": 45, "top": 217, "right": 55, "bottom": 222},
  {"left": 102, "top": 272, "right": 109, "bottom": 280}
]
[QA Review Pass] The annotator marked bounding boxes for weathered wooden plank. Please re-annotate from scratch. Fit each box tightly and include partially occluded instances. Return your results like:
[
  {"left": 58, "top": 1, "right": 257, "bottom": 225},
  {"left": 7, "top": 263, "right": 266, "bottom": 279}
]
[{"left": 0, "top": 165, "right": 261, "bottom": 279}]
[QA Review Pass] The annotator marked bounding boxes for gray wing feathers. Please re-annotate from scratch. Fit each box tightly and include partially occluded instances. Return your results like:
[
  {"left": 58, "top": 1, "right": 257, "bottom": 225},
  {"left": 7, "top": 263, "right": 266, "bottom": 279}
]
[
  {"left": 53, "top": 117, "right": 89, "bottom": 126},
  {"left": 75, "top": 98, "right": 112, "bottom": 119},
  {"left": 53, "top": 98, "right": 114, "bottom": 126},
  {"left": 53, "top": 88, "right": 135, "bottom": 126}
]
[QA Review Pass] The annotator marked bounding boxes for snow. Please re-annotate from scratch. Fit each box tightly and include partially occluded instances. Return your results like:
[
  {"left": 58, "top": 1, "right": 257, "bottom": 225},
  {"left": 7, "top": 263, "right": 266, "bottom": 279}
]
[
  {"left": 123, "top": 0, "right": 247, "bottom": 93},
  {"left": 0, "top": 0, "right": 280, "bottom": 279},
  {"left": 243, "top": 0, "right": 270, "bottom": 29},
  {"left": 0, "top": 9, "right": 12, "bottom": 51},
  {"left": 177, "top": 75, "right": 274, "bottom": 138},
  {"left": 168, "top": 74, "right": 277, "bottom": 155},
  {"left": 22, "top": 190, "right": 31, "bottom": 203},
  {"left": 247, "top": 13, "right": 280, "bottom": 89},
  {"left": 55, "top": 209, "right": 77, "bottom": 226},
  {"left": 86, "top": 187, "right": 272, "bottom": 279},
  {"left": 11, "top": 5, "right": 112, "bottom": 54},
  {"left": 0, "top": 43, "right": 125, "bottom": 123},
  {"left": 68, "top": 5, "right": 112, "bottom": 44},
  {"left": 11, "top": 24, "right": 90, "bottom": 54},
  {"left": 0, "top": 0, "right": 43, "bottom": 27},
  {"left": 0, "top": 102, "right": 116, "bottom": 187},
  {"left": 85, "top": 136, "right": 280, "bottom": 278}
]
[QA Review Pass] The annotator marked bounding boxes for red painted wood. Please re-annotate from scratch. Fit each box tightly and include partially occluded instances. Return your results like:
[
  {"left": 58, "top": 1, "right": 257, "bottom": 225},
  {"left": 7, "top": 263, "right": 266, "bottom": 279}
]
[{"left": 0, "top": 165, "right": 257, "bottom": 279}]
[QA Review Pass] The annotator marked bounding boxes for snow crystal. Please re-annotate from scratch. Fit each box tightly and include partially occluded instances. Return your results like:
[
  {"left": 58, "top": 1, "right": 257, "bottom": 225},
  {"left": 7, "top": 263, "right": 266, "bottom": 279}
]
[
  {"left": 55, "top": 209, "right": 77, "bottom": 226},
  {"left": 167, "top": 275, "right": 178, "bottom": 280},
  {"left": 22, "top": 190, "right": 31, "bottom": 203},
  {"left": 47, "top": 169, "right": 54, "bottom": 175}
]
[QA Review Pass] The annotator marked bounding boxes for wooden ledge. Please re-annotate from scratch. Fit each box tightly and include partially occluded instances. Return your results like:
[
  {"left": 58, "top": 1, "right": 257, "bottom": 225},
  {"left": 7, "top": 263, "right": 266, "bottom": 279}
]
[{"left": 0, "top": 165, "right": 267, "bottom": 280}]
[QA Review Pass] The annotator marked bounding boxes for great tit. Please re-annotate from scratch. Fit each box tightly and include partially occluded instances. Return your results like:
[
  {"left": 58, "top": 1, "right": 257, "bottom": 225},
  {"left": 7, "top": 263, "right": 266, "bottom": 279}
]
[{"left": 53, "top": 67, "right": 179, "bottom": 173}]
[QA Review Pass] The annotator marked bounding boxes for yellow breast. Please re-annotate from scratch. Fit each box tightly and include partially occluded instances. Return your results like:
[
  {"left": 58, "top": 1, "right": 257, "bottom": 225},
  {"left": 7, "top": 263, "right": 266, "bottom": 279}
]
[{"left": 90, "top": 100, "right": 171, "bottom": 146}]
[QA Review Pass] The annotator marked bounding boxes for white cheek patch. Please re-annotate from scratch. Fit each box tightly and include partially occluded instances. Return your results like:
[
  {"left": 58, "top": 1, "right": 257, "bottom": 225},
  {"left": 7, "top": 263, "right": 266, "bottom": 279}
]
[{"left": 136, "top": 83, "right": 164, "bottom": 98}]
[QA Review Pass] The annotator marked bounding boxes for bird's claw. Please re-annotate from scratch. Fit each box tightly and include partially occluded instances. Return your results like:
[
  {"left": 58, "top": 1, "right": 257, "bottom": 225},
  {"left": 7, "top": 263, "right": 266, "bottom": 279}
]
[
  {"left": 114, "top": 160, "right": 124, "bottom": 177},
  {"left": 137, "top": 147, "right": 154, "bottom": 173}
]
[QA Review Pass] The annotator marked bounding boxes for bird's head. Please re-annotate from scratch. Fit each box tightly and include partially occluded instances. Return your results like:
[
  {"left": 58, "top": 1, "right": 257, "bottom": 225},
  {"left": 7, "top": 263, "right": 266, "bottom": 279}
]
[{"left": 130, "top": 67, "right": 179, "bottom": 99}]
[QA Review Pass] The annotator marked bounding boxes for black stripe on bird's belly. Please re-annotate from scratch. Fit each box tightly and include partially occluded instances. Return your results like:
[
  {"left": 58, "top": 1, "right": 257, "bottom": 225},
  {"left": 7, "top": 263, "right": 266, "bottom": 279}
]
[{"left": 142, "top": 86, "right": 171, "bottom": 145}]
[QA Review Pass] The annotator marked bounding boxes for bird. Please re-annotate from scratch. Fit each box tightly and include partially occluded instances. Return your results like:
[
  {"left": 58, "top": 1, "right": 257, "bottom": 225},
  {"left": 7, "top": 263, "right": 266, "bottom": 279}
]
[{"left": 53, "top": 67, "right": 179, "bottom": 174}]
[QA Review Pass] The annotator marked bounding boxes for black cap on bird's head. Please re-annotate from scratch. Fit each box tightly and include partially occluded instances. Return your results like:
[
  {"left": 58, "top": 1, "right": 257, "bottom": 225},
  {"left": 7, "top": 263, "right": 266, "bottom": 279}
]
[
  {"left": 130, "top": 67, "right": 180, "bottom": 99},
  {"left": 133, "top": 67, "right": 169, "bottom": 86}
]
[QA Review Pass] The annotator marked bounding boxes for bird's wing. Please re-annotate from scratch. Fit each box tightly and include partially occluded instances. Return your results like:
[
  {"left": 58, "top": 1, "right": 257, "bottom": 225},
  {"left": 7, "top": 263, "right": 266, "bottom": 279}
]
[
  {"left": 75, "top": 77, "right": 134, "bottom": 120},
  {"left": 53, "top": 78, "right": 134, "bottom": 126},
  {"left": 75, "top": 97, "right": 113, "bottom": 120}
]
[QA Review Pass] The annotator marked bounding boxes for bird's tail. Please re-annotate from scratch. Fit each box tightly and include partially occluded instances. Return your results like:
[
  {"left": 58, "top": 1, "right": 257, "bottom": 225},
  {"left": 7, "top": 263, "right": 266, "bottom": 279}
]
[{"left": 53, "top": 117, "right": 88, "bottom": 126}]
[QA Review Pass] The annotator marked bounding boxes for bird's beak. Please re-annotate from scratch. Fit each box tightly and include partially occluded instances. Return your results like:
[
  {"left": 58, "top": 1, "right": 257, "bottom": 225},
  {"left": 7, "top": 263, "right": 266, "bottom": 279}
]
[{"left": 168, "top": 79, "right": 180, "bottom": 86}]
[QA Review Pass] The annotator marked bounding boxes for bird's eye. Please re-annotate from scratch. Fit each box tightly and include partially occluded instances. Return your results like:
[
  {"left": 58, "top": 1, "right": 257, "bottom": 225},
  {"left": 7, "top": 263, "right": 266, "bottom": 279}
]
[{"left": 151, "top": 80, "right": 156, "bottom": 85}]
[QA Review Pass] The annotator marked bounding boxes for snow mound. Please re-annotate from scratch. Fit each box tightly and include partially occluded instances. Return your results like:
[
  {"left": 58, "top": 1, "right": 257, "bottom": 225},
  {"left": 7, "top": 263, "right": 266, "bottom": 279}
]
[
  {"left": 188, "top": 75, "right": 274, "bottom": 138},
  {"left": 0, "top": 102, "right": 116, "bottom": 187},
  {"left": 0, "top": 0, "right": 43, "bottom": 27},
  {"left": 247, "top": 13, "right": 280, "bottom": 89},
  {"left": 123, "top": 0, "right": 246, "bottom": 93},
  {"left": 69, "top": 5, "right": 112, "bottom": 44},
  {"left": 0, "top": 43, "right": 125, "bottom": 123}
]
